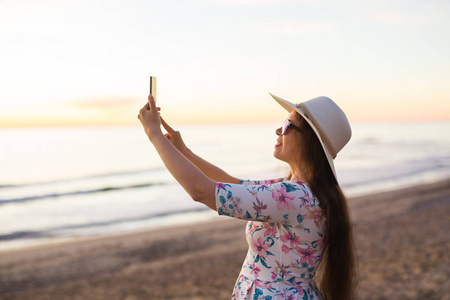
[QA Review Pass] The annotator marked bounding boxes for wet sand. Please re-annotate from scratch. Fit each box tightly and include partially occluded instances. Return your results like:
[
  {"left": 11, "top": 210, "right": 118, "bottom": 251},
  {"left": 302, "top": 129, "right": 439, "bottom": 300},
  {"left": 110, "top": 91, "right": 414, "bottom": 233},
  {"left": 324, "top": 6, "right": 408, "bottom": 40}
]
[{"left": 0, "top": 178, "right": 449, "bottom": 299}]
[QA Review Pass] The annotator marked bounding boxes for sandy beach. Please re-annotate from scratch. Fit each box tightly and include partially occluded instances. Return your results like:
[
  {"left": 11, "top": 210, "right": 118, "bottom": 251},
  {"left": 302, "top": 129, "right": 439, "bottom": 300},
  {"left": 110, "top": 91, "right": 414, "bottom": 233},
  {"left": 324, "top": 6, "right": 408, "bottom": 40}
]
[{"left": 0, "top": 178, "right": 449, "bottom": 300}]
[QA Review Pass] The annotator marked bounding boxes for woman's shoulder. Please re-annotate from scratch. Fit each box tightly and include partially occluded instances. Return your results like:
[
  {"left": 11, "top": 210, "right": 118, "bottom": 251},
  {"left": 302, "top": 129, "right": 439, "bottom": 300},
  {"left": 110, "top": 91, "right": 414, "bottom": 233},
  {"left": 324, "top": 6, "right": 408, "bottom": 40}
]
[
  {"left": 283, "top": 179, "right": 310, "bottom": 188},
  {"left": 279, "top": 180, "right": 319, "bottom": 202},
  {"left": 239, "top": 178, "right": 313, "bottom": 193},
  {"left": 239, "top": 178, "right": 285, "bottom": 185},
  {"left": 228, "top": 178, "right": 317, "bottom": 203}
]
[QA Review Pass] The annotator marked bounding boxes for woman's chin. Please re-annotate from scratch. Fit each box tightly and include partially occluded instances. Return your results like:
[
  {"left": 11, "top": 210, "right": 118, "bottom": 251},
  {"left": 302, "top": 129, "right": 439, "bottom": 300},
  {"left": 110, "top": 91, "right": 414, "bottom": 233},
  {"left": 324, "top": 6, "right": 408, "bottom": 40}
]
[{"left": 273, "top": 149, "right": 282, "bottom": 160}]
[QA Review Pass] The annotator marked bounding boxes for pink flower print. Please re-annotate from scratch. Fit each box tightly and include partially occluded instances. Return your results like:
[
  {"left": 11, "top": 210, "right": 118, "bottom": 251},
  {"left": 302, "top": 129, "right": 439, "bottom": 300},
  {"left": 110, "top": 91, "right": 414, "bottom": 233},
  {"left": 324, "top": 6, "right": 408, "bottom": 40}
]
[
  {"left": 287, "top": 295, "right": 295, "bottom": 300},
  {"left": 256, "top": 280, "right": 272, "bottom": 290},
  {"left": 296, "top": 246, "right": 319, "bottom": 266},
  {"left": 216, "top": 182, "right": 228, "bottom": 193},
  {"left": 271, "top": 271, "right": 277, "bottom": 280},
  {"left": 262, "top": 222, "right": 277, "bottom": 237},
  {"left": 252, "top": 237, "right": 270, "bottom": 257},
  {"left": 254, "top": 280, "right": 263, "bottom": 289},
  {"left": 275, "top": 261, "right": 291, "bottom": 277},
  {"left": 250, "top": 264, "right": 261, "bottom": 277},
  {"left": 307, "top": 206, "right": 322, "bottom": 227},
  {"left": 280, "top": 229, "right": 301, "bottom": 248},
  {"left": 299, "top": 197, "right": 311, "bottom": 211},
  {"left": 253, "top": 198, "right": 267, "bottom": 215},
  {"left": 316, "top": 237, "right": 324, "bottom": 249},
  {"left": 295, "top": 287, "right": 304, "bottom": 295},
  {"left": 229, "top": 196, "right": 243, "bottom": 215},
  {"left": 262, "top": 215, "right": 274, "bottom": 223},
  {"left": 263, "top": 282, "right": 273, "bottom": 289},
  {"left": 299, "top": 191, "right": 314, "bottom": 209},
  {"left": 281, "top": 244, "right": 291, "bottom": 254},
  {"left": 265, "top": 179, "right": 280, "bottom": 184},
  {"left": 273, "top": 186, "right": 296, "bottom": 210},
  {"left": 248, "top": 222, "right": 259, "bottom": 234},
  {"left": 232, "top": 290, "right": 239, "bottom": 300}
]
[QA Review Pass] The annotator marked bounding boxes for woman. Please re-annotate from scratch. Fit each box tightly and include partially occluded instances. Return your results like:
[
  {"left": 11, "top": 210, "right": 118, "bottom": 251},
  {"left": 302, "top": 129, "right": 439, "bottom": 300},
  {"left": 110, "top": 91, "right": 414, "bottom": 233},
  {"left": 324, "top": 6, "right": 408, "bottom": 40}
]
[{"left": 138, "top": 93, "right": 357, "bottom": 300}]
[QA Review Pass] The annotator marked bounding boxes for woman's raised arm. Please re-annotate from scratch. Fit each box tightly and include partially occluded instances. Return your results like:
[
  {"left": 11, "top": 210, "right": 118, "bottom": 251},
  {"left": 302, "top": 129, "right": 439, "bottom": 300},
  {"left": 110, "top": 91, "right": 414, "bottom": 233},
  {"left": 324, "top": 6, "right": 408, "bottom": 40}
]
[
  {"left": 160, "top": 117, "right": 241, "bottom": 184},
  {"left": 138, "top": 95, "right": 216, "bottom": 210}
]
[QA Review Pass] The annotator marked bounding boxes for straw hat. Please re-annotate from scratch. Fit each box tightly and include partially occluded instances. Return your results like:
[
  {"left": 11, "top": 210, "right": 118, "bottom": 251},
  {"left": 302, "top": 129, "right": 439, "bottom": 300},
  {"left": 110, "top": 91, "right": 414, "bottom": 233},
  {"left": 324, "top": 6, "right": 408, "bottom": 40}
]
[{"left": 269, "top": 93, "right": 351, "bottom": 181}]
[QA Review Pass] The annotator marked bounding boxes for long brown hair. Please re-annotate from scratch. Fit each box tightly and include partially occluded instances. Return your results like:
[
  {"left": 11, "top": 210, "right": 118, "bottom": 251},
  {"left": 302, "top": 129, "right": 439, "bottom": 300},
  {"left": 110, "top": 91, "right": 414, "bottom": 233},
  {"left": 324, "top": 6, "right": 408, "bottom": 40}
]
[{"left": 290, "top": 113, "right": 357, "bottom": 300}]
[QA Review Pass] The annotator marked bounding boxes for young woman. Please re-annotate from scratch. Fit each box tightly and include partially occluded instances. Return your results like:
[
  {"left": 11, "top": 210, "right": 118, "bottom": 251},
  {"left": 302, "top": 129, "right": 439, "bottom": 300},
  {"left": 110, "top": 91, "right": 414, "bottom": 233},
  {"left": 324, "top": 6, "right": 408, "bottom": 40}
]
[{"left": 138, "top": 93, "right": 357, "bottom": 300}]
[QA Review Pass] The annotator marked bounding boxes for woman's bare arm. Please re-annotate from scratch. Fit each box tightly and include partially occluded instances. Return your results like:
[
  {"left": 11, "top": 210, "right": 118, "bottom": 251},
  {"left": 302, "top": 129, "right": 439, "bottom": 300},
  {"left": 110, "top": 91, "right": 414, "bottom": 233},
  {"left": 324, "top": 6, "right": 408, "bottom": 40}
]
[
  {"left": 138, "top": 95, "right": 217, "bottom": 210},
  {"left": 160, "top": 117, "right": 241, "bottom": 184}
]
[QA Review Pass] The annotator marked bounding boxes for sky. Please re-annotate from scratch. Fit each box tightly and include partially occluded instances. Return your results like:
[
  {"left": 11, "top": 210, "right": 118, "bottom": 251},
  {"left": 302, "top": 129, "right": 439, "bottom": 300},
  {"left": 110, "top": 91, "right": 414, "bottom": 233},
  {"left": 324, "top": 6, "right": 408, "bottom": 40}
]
[{"left": 0, "top": 0, "right": 449, "bottom": 127}]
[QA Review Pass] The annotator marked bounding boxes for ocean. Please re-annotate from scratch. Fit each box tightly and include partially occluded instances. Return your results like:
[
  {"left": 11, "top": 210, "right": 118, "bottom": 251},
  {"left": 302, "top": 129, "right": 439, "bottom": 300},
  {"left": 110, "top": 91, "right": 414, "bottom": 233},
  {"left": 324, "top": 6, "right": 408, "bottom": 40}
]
[{"left": 1, "top": 122, "right": 449, "bottom": 251}]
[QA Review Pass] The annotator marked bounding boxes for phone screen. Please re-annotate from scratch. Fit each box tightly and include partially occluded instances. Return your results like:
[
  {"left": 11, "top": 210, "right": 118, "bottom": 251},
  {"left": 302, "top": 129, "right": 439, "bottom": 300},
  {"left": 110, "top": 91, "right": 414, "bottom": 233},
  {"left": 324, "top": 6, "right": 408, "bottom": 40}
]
[{"left": 149, "top": 76, "right": 157, "bottom": 101}]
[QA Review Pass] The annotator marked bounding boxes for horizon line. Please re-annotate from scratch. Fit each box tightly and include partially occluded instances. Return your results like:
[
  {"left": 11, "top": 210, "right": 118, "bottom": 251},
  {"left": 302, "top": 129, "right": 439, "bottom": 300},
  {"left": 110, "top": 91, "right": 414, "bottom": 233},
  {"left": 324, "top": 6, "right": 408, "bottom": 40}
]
[{"left": 1, "top": 119, "right": 450, "bottom": 129}]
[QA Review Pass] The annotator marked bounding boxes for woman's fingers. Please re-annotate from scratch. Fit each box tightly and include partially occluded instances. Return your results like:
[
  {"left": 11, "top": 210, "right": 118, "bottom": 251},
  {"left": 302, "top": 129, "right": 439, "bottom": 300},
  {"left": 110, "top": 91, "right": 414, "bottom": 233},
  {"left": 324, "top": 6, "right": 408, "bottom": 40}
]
[
  {"left": 138, "top": 104, "right": 147, "bottom": 119},
  {"left": 161, "top": 116, "right": 175, "bottom": 134},
  {"left": 147, "top": 94, "right": 157, "bottom": 111}
]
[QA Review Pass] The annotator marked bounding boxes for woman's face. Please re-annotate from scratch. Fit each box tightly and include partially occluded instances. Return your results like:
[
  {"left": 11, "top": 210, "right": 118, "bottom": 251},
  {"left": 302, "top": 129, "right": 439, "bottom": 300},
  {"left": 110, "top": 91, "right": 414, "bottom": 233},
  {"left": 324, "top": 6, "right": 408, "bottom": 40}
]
[{"left": 273, "top": 110, "right": 302, "bottom": 165}]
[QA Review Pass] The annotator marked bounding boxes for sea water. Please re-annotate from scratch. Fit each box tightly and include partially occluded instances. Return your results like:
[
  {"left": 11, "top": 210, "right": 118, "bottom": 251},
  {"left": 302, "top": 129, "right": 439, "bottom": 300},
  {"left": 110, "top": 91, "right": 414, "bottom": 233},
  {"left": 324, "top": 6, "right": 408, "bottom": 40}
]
[{"left": 1, "top": 122, "right": 449, "bottom": 251}]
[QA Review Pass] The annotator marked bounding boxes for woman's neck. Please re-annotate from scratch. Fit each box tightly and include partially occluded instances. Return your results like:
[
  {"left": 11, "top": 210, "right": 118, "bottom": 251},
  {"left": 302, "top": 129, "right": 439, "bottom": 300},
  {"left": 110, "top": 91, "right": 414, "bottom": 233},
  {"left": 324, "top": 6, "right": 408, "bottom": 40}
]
[{"left": 289, "top": 171, "right": 307, "bottom": 183}]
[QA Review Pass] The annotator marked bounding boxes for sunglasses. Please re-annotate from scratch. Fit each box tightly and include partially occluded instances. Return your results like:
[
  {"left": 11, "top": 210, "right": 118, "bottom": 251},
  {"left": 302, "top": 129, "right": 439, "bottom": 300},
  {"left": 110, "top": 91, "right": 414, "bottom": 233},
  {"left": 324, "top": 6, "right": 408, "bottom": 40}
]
[{"left": 281, "top": 119, "right": 303, "bottom": 135}]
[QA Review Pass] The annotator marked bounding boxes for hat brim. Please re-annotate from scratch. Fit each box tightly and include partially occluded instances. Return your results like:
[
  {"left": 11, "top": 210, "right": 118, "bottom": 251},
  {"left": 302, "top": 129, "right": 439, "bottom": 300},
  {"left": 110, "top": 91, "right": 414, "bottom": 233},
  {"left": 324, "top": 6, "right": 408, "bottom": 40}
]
[{"left": 269, "top": 93, "right": 338, "bottom": 182}]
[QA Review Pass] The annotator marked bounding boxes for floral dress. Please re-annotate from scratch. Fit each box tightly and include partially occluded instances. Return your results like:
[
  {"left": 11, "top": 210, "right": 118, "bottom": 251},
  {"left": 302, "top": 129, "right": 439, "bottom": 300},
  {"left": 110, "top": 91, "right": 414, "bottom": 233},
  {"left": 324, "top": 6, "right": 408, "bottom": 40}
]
[{"left": 215, "top": 179, "right": 325, "bottom": 300}]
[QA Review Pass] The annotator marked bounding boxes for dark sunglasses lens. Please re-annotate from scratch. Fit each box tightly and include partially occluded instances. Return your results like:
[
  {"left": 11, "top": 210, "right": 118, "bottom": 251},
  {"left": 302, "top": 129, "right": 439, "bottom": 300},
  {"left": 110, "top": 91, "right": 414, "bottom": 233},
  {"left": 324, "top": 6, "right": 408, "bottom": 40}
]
[{"left": 281, "top": 120, "right": 289, "bottom": 135}]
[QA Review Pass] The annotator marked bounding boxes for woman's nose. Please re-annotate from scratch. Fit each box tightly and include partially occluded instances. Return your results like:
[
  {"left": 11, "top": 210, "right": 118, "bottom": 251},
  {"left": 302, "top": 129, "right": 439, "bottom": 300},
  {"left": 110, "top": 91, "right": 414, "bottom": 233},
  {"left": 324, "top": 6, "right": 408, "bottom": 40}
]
[{"left": 275, "top": 127, "right": 282, "bottom": 136}]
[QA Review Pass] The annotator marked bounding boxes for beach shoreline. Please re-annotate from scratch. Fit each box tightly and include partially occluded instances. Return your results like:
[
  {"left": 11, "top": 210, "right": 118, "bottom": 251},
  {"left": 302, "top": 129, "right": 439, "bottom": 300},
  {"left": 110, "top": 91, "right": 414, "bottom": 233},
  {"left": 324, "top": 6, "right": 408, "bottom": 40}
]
[{"left": 1, "top": 178, "right": 449, "bottom": 299}]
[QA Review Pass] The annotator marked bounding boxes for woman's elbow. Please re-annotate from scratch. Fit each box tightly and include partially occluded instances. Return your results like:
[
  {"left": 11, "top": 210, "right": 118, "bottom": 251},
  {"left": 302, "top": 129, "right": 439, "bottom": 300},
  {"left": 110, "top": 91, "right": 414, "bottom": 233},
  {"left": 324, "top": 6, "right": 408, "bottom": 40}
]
[{"left": 191, "top": 182, "right": 216, "bottom": 210}]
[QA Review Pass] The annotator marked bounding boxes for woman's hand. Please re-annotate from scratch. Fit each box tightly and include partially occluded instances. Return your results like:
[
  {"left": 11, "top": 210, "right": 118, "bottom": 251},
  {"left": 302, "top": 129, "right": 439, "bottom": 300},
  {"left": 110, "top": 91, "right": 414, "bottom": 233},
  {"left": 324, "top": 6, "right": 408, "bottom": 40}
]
[
  {"left": 161, "top": 116, "right": 240, "bottom": 184},
  {"left": 160, "top": 117, "right": 190, "bottom": 155},
  {"left": 137, "top": 95, "right": 216, "bottom": 210},
  {"left": 138, "top": 95, "right": 163, "bottom": 140}
]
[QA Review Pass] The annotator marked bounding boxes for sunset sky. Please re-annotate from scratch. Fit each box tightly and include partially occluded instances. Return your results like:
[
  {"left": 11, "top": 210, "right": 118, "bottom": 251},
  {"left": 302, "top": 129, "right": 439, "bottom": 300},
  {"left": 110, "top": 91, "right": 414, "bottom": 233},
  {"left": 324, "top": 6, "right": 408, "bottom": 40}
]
[{"left": 0, "top": 0, "right": 449, "bottom": 127}]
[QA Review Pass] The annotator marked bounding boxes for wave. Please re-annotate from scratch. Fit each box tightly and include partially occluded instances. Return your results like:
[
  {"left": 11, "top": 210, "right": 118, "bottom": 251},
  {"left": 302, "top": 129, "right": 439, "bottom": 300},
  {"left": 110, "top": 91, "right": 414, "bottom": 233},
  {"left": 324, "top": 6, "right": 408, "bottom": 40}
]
[
  {"left": 0, "top": 167, "right": 167, "bottom": 189},
  {"left": 0, "top": 206, "right": 209, "bottom": 241},
  {"left": 0, "top": 184, "right": 16, "bottom": 188},
  {"left": 340, "top": 162, "right": 449, "bottom": 190},
  {"left": 0, "top": 182, "right": 167, "bottom": 205}
]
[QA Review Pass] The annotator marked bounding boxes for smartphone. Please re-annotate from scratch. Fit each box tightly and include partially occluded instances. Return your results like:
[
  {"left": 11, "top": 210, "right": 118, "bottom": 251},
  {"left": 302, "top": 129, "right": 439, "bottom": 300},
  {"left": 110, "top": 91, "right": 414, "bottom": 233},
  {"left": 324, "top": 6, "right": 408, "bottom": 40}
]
[{"left": 149, "top": 76, "right": 157, "bottom": 102}]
